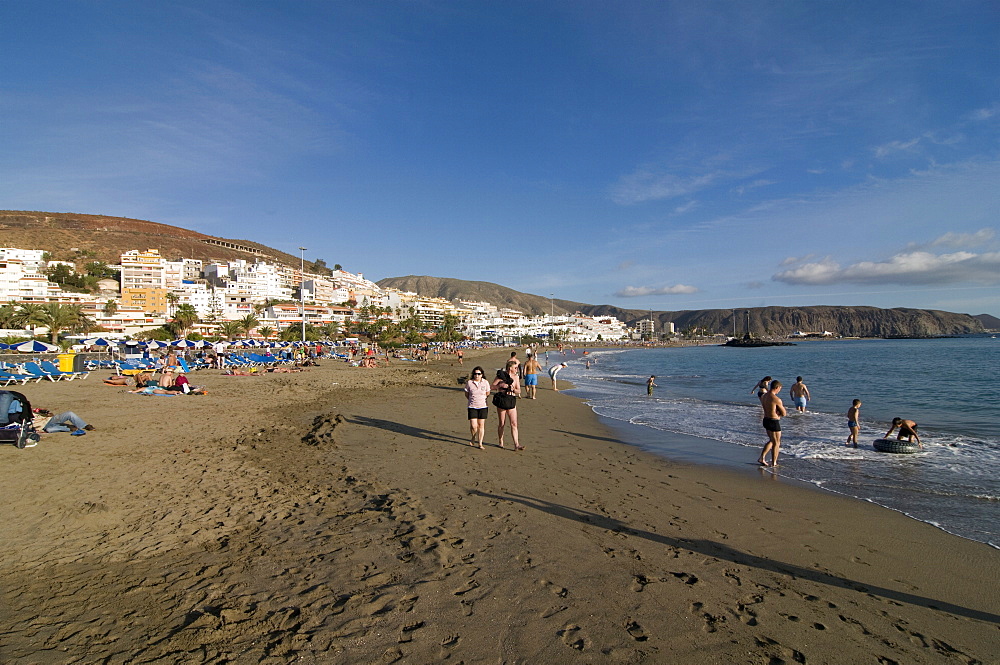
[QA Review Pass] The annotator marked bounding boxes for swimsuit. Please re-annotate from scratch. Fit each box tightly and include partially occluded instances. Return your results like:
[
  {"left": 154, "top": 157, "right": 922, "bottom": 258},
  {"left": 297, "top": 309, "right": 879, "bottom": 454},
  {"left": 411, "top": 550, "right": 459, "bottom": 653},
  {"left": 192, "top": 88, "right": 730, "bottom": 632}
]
[
  {"left": 794, "top": 396, "right": 807, "bottom": 408},
  {"left": 524, "top": 374, "right": 538, "bottom": 386},
  {"left": 847, "top": 421, "right": 859, "bottom": 428},
  {"left": 762, "top": 418, "right": 781, "bottom": 432}
]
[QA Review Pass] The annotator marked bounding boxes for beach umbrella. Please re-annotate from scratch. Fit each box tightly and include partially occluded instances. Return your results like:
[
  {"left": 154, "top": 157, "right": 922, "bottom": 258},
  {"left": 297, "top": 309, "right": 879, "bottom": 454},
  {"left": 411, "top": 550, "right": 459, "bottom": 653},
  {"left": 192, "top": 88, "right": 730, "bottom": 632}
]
[
  {"left": 0, "top": 342, "right": 9, "bottom": 350},
  {"left": 12, "top": 340, "right": 59, "bottom": 353},
  {"left": 171, "top": 339, "right": 198, "bottom": 348},
  {"left": 84, "top": 337, "right": 114, "bottom": 346},
  {"left": 144, "top": 340, "right": 169, "bottom": 349}
]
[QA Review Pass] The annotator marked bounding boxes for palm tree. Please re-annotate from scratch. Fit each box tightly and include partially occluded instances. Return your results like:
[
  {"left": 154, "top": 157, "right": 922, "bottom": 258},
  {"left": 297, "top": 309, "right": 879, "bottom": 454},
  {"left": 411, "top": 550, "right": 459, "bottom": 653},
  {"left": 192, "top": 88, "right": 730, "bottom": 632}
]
[
  {"left": 165, "top": 292, "right": 180, "bottom": 318},
  {"left": 217, "top": 320, "right": 244, "bottom": 341},
  {"left": 240, "top": 313, "right": 260, "bottom": 338},
  {"left": 35, "top": 303, "right": 92, "bottom": 343},
  {"left": 256, "top": 325, "right": 275, "bottom": 340},
  {"left": 172, "top": 304, "right": 200, "bottom": 339},
  {"left": 13, "top": 303, "right": 47, "bottom": 337},
  {"left": 102, "top": 299, "right": 119, "bottom": 317},
  {"left": 319, "top": 321, "right": 340, "bottom": 340},
  {"left": 0, "top": 304, "right": 18, "bottom": 329}
]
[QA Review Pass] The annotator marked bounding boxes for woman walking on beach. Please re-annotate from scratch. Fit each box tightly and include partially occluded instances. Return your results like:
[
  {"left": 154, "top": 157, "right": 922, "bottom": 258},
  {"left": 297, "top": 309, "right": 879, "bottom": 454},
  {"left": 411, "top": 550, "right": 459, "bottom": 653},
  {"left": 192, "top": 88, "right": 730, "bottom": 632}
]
[
  {"left": 464, "top": 366, "right": 491, "bottom": 449},
  {"left": 492, "top": 364, "right": 522, "bottom": 450}
]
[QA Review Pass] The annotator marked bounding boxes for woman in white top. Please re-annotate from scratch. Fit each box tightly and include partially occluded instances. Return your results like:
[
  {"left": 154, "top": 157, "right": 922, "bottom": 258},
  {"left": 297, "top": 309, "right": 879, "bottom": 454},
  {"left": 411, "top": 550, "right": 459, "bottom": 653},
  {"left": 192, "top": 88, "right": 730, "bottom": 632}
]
[{"left": 463, "top": 366, "right": 491, "bottom": 449}]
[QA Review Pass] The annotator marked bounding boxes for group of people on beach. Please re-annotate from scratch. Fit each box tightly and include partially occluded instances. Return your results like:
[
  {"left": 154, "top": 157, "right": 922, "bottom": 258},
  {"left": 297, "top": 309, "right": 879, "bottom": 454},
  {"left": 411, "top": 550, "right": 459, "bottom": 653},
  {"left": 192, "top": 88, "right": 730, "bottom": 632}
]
[
  {"left": 751, "top": 375, "right": 922, "bottom": 468},
  {"left": 462, "top": 347, "right": 569, "bottom": 451}
]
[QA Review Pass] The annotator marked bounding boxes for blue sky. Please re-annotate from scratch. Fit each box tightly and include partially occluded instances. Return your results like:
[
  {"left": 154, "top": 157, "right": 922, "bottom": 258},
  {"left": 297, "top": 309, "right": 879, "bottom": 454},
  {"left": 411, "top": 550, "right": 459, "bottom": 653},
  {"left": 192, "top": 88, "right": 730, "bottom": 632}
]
[{"left": 2, "top": 1, "right": 998, "bottom": 315}]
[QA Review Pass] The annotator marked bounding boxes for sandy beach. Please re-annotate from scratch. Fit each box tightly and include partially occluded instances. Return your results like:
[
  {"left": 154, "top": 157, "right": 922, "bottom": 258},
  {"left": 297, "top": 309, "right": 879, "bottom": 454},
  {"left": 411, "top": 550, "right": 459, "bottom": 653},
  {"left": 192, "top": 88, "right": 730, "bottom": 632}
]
[{"left": 0, "top": 348, "right": 997, "bottom": 664}]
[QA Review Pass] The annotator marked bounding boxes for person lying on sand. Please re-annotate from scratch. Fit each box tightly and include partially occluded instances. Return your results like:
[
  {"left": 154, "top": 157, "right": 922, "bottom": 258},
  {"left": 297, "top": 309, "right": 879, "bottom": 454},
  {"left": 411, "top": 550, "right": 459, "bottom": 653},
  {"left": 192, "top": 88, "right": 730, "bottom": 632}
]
[
  {"left": 222, "top": 368, "right": 258, "bottom": 376},
  {"left": 33, "top": 408, "right": 95, "bottom": 435},
  {"left": 128, "top": 385, "right": 179, "bottom": 395}
]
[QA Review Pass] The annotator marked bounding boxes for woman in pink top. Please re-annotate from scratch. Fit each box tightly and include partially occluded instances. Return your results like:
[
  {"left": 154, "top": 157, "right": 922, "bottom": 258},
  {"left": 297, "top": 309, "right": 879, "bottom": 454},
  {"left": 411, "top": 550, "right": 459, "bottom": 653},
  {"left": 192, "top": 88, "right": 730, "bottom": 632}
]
[{"left": 464, "top": 366, "right": 491, "bottom": 449}]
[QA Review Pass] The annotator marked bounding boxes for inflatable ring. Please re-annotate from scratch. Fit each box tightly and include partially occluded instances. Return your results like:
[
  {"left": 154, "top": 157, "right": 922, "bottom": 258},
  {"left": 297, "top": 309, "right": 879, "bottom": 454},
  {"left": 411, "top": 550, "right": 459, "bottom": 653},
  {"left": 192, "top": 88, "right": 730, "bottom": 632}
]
[{"left": 873, "top": 438, "right": 920, "bottom": 454}]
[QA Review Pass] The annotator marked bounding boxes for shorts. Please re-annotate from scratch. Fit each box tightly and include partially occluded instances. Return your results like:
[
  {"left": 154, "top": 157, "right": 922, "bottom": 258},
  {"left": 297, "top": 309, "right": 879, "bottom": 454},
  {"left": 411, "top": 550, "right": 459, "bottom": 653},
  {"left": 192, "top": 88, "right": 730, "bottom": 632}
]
[
  {"left": 794, "top": 396, "right": 807, "bottom": 408},
  {"left": 524, "top": 374, "right": 538, "bottom": 386},
  {"left": 847, "top": 421, "right": 859, "bottom": 429},
  {"left": 762, "top": 418, "right": 781, "bottom": 432},
  {"left": 468, "top": 407, "right": 489, "bottom": 420}
]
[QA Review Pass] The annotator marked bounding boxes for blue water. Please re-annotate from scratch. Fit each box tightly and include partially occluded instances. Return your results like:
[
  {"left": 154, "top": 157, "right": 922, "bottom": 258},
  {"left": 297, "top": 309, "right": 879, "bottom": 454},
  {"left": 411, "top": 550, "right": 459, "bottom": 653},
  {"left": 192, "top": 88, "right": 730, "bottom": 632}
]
[{"left": 549, "top": 337, "right": 1000, "bottom": 547}]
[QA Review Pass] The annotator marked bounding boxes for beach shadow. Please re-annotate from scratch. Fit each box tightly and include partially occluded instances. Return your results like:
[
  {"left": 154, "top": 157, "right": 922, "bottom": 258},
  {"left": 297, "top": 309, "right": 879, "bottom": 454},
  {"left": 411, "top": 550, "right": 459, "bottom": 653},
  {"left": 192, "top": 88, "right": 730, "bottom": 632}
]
[
  {"left": 551, "top": 429, "right": 623, "bottom": 444},
  {"left": 428, "top": 385, "right": 466, "bottom": 393},
  {"left": 468, "top": 489, "right": 999, "bottom": 624},
  {"left": 344, "top": 415, "right": 467, "bottom": 445}
]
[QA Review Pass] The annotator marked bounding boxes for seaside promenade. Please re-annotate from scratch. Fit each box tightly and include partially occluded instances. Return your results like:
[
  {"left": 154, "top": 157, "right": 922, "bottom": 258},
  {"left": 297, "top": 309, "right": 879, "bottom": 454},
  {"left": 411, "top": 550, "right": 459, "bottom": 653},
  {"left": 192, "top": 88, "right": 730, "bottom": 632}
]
[{"left": 0, "top": 348, "right": 996, "bottom": 663}]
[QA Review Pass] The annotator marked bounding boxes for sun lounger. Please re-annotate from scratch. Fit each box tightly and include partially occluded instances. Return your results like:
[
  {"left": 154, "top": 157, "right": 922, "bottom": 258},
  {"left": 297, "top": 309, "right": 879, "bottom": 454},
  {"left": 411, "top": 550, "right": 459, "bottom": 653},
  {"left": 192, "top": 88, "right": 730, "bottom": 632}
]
[
  {"left": 21, "top": 362, "right": 71, "bottom": 382},
  {"left": 40, "top": 360, "right": 90, "bottom": 380}
]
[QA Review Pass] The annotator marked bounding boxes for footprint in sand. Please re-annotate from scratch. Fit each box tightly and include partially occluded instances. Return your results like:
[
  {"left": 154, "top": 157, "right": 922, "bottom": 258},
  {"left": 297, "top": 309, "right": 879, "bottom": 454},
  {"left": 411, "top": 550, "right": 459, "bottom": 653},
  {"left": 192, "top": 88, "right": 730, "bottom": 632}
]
[
  {"left": 624, "top": 620, "right": 648, "bottom": 642},
  {"left": 557, "top": 624, "right": 589, "bottom": 650}
]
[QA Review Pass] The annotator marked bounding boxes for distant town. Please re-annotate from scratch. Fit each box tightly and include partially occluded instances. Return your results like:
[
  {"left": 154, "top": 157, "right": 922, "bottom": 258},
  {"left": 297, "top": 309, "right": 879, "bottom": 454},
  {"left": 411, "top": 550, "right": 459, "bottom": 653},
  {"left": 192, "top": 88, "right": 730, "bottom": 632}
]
[{"left": 0, "top": 247, "right": 650, "bottom": 344}]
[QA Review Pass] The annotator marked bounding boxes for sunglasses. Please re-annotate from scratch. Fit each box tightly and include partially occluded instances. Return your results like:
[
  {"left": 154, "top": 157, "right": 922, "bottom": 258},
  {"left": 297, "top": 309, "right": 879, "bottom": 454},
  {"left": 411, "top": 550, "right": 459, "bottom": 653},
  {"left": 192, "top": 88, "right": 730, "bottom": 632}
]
[{"left": 472, "top": 372, "right": 482, "bottom": 375}]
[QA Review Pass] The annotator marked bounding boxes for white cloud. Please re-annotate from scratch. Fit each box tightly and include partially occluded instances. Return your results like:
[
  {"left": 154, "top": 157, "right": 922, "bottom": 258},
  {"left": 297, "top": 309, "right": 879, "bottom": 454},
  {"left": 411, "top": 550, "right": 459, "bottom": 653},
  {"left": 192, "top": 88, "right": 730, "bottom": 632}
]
[
  {"left": 673, "top": 200, "right": 699, "bottom": 215},
  {"left": 927, "top": 228, "right": 995, "bottom": 249},
  {"left": 615, "top": 284, "right": 701, "bottom": 297},
  {"left": 780, "top": 254, "right": 814, "bottom": 266},
  {"left": 610, "top": 169, "right": 718, "bottom": 205},
  {"left": 874, "top": 137, "right": 921, "bottom": 158},
  {"left": 971, "top": 104, "right": 998, "bottom": 121},
  {"left": 773, "top": 250, "right": 1000, "bottom": 286},
  {"left": 732, "top": 179, "right": 776, "bottom": 196}
]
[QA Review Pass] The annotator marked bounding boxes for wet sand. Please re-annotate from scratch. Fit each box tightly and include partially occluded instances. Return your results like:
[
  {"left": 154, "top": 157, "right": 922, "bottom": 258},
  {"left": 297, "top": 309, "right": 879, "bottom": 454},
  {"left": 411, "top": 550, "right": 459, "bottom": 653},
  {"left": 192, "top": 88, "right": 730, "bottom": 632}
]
[{"left": 0, "top": 349, "right": 996, "bottom": 664}]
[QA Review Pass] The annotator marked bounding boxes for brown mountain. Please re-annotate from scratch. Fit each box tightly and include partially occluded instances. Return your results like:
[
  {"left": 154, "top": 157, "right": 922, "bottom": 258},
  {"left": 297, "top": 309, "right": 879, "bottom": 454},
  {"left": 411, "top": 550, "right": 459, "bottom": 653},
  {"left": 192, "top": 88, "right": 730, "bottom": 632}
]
[
  {"left": 377, "top": 275, "right": 986, "bottom": 337},
  {"left": 377, "top": 275, "right": 587, "bottom": 316},
  {"left": 0, "top": 210, "right": 301, "bottom": 267},
  {"left": 974, "top": 313, "right": 1000, "bottom": 330}
]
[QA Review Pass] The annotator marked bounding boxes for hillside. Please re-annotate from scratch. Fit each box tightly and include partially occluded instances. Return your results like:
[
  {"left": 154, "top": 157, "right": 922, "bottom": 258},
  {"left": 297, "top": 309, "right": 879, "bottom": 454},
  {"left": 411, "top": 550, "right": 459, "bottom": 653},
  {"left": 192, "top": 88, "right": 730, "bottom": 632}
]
[
  {"left": 377, "top": 275, "right": 985, "bottom": 337},
  {"left": 377, "top": 276, "right": 586, "bottom": 316},
  {"left": 973, "top": 313, "right": 1000, "bottom": 331},
  {"left": 0, "top": 210, "right": 301, "bottom": 267}
]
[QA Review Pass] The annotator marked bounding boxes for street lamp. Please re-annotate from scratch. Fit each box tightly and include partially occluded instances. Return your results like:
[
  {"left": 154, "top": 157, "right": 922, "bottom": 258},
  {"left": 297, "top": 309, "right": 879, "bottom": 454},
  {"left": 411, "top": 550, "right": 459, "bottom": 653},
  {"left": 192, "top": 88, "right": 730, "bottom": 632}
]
[
  {"left": 550, "top": 294, "right": 554, "bottom": 319},
  {"left": 299, "top": 247, "right": 307, "bottom": 342}
]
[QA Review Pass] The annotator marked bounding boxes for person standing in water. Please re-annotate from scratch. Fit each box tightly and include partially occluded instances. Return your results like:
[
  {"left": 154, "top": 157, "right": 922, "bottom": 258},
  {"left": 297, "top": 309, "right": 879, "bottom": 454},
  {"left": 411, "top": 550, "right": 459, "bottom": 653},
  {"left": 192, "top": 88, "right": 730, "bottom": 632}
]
[
  {"left": 646, "top": 375, "right": 658, "bottom": 396},
  {"left": 758, "top": 380, "right": 787, "bottom": 467},
  {"left": 751, "top": 376, "right": 772, "bottom": 400},
  {"left": 846, "top": 399, "right": 862, "bottom": 447},
  {"left": 790, "top": 376, "right": 811, "bottom": 413}
]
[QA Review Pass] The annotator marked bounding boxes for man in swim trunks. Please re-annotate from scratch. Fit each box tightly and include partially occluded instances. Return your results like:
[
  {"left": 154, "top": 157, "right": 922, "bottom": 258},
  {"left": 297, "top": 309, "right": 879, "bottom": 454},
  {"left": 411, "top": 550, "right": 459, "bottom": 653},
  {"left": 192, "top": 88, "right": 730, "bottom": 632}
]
[
  {"left": 846, "top": 399, "right": 862, "bottom": 447},
  {"left": 790, "top": 376, "right": 811, "bottom": 413},
  {"left": 758, "top": 380, "right": 786, "bottom": 467},
  {"left": 522, "top": 355, "right": 542, "bottom": 399},
  {"left": 885, "top": 417, "right": 922, "bottom": 448}
]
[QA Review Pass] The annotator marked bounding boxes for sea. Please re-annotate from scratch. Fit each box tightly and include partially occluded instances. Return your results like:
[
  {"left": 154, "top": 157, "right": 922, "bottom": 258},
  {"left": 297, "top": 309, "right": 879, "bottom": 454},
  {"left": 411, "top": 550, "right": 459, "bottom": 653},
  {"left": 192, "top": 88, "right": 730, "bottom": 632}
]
[{"left": 548, "top": 336, "right": 999, "bottom": 548}]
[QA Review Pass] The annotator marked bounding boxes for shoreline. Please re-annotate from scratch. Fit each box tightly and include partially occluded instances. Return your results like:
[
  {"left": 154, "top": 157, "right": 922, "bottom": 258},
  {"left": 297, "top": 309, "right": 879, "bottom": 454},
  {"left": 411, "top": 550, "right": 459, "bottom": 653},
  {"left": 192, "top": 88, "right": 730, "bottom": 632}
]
[{"left": 0, "top": 348, "right": 996, "bottom": 663}]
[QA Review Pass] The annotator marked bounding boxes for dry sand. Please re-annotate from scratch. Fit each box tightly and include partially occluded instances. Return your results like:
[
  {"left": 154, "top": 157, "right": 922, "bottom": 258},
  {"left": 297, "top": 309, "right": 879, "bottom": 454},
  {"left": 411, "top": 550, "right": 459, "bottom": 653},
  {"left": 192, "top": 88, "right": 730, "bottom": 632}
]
[{"left": 0, "top": 349, "right": 997, "bottom": 664}]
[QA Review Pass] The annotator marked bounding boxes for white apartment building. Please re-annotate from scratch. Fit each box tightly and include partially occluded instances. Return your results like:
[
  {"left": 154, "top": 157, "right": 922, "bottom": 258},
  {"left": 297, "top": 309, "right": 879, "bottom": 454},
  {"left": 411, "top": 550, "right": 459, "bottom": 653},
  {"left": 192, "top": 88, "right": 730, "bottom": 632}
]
[
  {"left": 204, "top": 260, "right": 294, "bottom": 303},
  {"left": 164, "top": 258, "right": 203, "bottom": 289},
  {"left": 120, "top": 249, "right": 167, "bottom": 290},
  {"left": 0, "top": 258, "right": 60, "bottom": 301},
  {"left": 0, "top": 248, "right": 47, "bottom": 273}
]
